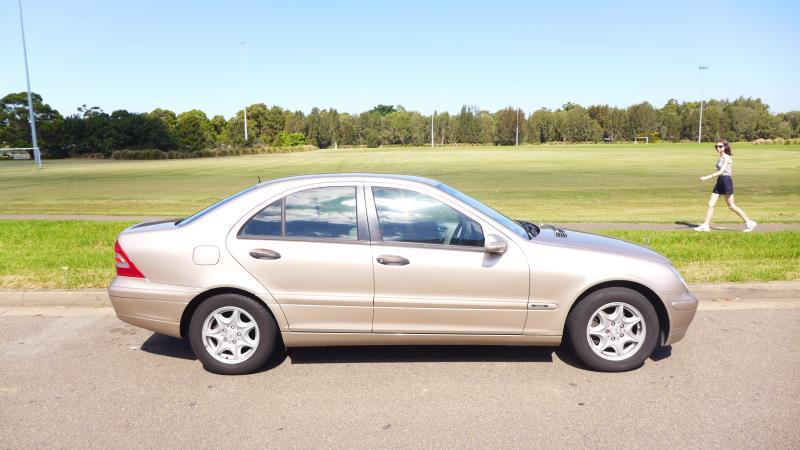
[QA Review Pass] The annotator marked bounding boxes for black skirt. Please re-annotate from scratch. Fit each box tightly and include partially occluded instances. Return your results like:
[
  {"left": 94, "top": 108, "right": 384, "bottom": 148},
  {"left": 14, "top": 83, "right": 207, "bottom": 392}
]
[{"left": 713, "top": 175, "right": 734, "bottom": 195}]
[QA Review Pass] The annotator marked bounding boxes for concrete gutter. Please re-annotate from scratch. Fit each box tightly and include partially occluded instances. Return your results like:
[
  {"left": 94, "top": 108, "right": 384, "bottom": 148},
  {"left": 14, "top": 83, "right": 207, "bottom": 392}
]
[
  {"left": 0, "top": 289, "right": 109, "bottom": 307},
  {"left": 0, "top": 282, "right": 797, "bottom": 308}
]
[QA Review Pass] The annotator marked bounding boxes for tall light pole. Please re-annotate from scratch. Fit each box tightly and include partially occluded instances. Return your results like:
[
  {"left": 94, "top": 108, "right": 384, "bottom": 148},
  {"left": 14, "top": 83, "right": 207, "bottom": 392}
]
[
  {"left": 17, "top": 0, "right": 41, "bottom": 168},
  {"left": 515, "top": 81, "right": 521, "bottom": 147},
  {"left": 697, "top": 65, "right": 709, "bottom": 143},
  {"left": 240, "top": 41, "right": 248, "bottom": 142},
  {"left": 430, "top": 110, "right": 435, "bottom": 148}
]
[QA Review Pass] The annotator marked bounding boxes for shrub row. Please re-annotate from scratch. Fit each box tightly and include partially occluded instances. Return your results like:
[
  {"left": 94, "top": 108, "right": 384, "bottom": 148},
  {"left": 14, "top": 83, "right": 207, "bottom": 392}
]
[
  {"left": 751, "top": 138, "right": 800, "bottom": 145},
  {"left": 110, "top": 145, "right": 318, "bottom": 160}
]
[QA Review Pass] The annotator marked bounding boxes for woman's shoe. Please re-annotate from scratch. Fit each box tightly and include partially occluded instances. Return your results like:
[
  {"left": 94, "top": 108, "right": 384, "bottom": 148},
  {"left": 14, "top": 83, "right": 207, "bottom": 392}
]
[
  {"left": 744, "top": 220, "right": 758, "bottom": 232},
  {"left": 694, "top": 224, "right": 710, "bottom": 232}
]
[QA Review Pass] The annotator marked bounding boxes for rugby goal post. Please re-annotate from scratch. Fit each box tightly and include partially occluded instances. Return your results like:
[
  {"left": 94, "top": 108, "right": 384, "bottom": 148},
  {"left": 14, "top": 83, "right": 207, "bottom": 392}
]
[{"left": 633, "top": 136, "right": 649, "bottom": 144}]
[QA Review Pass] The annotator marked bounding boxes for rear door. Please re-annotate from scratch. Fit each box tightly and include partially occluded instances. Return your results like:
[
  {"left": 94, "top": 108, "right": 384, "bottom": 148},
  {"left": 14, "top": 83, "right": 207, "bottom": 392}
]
[
  {"left": 227, "top": 183, "right": 374, "bottom": 332},
  {"left": 366, "top": 184, "right": 529, "bottom": 334}
]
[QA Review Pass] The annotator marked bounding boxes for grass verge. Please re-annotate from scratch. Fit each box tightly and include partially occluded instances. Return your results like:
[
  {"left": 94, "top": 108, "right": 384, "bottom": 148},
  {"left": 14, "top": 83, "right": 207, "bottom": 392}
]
[{"left": 0, "top": 221, "right": 797, "bottom": 289}]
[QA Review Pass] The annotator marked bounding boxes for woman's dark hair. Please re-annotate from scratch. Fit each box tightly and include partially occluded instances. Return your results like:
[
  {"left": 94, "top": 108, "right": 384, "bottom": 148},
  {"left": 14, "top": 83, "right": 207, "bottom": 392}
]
[{"left": 717, "top": 139, "right": 732, "bottom": 155}]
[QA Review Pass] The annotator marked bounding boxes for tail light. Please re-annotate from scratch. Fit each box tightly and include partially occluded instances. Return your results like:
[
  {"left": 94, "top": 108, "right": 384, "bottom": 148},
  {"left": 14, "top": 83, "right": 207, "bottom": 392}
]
[{"left": 114, "top": 240, "right": 145, "bottom": 278}]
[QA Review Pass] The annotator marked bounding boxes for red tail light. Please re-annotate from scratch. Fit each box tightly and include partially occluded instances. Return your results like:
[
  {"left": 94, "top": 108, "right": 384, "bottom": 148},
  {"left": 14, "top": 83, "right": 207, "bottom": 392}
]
[{"left": 114, "top": 240, "right": 145, "bottom": 278}]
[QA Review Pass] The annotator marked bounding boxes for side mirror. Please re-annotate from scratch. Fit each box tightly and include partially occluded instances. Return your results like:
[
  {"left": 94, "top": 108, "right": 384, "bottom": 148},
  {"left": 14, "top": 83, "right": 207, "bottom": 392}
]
[{"left": 484, "top": 234, "right": 507, "bottom": 255}]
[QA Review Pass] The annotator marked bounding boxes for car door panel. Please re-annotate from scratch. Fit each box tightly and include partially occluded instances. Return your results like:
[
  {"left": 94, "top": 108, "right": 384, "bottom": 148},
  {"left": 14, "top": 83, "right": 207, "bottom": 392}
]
[
  {"left": 226, "top": 183, "right": 374, "bottom": 332},
  {"left": 366, "top": 184, "right": 530, "bottom": 334}
]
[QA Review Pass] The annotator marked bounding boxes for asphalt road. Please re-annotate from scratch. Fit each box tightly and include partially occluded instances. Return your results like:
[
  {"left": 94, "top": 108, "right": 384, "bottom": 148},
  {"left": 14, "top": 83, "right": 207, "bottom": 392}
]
[{"left": 1, "top": 304, "right": 798, "bottom": 448}]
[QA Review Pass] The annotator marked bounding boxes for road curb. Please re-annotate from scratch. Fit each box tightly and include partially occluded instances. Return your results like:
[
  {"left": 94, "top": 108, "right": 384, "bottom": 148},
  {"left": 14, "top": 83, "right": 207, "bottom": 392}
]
[
  {"left": 0, "top": 289, "right": 110, "bottom": 307},
  {"left": 0, "top": 282, "right": 797, "bottom": 308}
]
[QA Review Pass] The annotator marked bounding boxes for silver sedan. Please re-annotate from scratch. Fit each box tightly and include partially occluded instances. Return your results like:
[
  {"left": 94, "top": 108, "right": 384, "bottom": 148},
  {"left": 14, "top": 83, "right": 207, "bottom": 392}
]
[{"left": 108, "top": 174, "right": 697, "bottom": 374}]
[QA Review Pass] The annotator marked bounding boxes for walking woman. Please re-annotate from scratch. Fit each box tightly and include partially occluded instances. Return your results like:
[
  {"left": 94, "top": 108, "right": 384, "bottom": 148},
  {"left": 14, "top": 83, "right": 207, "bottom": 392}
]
[{"left": 695, "top": 139, "right": 757, "bottom": 232}]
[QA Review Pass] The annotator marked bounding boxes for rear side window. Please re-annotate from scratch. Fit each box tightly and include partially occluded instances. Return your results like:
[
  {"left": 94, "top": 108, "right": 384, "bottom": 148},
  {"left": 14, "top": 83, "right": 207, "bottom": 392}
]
[
  {"left": 239, "top": 200, "right": 281, "bottom": 237},
  {"left": 239, "top": 186, "right": 358, "bottom": 240},
  {"left": 286, "top": 187, "right": 358, "bottom": 240}
]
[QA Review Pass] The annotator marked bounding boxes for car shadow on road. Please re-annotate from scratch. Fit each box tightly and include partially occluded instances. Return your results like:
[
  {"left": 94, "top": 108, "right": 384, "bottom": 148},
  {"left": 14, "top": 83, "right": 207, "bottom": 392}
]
[
  {"left": 140, "top": 333, "right": 196, "bottom": 360},
  {"left": 286, "top": 345, "right": 555, "bottom": 364},
  {"left": 138, "top": 333, "right": 673, "bottom": 372}
]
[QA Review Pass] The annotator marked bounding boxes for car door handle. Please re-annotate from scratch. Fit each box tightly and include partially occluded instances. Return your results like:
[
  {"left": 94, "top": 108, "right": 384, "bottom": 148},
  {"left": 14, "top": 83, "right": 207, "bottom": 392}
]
[
  {"left": 376, "top": 255, "right": 409, "bottom": 266},
  {"left": 249, "top": 249, "right": 281, "bottom": 260}
]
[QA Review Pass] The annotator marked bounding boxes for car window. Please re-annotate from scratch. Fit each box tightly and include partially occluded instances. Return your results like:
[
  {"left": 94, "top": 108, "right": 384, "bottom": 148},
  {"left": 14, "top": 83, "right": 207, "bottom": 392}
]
[
  {"left": 285, "top": 187, "right": 358, "bottom": 240},
  {"left": 436, "top": 183, "right": 529, "bottom": 240},
  {"left": 178, "top": 185, "right": 257, "bottom": 226},
  {"left": 239, "top": 200, "right": 281, "bottom": 238},
  {"left": 372, "top": 187, "right": 484, "bottom": 247}
]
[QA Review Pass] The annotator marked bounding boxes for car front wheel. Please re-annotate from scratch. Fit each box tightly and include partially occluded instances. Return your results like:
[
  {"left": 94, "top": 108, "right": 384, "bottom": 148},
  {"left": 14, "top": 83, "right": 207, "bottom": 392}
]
[
  {"left": 566, "top": 287, "right": 659, "bottom": 372},
  {"left": 189, "top": 293, "right": 278, "bottom": 375}
]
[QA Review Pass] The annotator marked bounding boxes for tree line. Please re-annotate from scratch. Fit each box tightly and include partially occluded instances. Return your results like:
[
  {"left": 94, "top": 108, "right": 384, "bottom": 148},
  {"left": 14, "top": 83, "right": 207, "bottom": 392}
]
[{"left": 2, "top": 92, "right": 799, "bottom": 158}]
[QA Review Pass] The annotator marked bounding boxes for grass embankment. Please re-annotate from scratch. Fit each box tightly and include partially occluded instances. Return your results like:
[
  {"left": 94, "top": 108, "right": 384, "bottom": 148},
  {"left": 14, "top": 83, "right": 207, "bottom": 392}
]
[
  {"left": 0, "top": 221, "right": 797, "bottom": 289},
  {"left": 1, "top": 143, "right": 798, "bottom": 223}
]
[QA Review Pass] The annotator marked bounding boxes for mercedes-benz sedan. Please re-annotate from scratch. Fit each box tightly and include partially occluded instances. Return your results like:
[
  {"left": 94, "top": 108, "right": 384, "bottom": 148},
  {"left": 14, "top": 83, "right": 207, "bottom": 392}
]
[{"left": 108, "top": 174, "right": 697, "bottom": 374}]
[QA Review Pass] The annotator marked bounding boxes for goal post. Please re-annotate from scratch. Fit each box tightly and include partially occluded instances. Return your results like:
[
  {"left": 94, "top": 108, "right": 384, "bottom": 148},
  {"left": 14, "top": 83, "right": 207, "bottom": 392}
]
[{"left": 633, "top": 136, "right": 649, "bottom": 144}]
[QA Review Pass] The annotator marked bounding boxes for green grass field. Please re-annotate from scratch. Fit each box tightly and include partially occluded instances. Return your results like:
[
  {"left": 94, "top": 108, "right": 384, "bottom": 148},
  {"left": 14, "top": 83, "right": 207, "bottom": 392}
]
[
  {"left": 1, "top": 143, "right": 798, "bottom": 223},
  {"left": 0, "top": 221, "right": 797, "bottom": 289}
]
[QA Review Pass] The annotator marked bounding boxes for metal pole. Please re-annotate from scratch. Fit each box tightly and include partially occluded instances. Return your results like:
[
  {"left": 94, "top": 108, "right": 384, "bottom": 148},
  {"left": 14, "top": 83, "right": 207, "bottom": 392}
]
[
  {"left": 697, "top": 65, "right": 708, "bottom": 143},
  {"left": 18, "top": 0, "right": 41, "bottom": 168},
  {"left": 514, "top": 80, "right": 521, "bottom": 147},
  {"left": 241, "top": 42, "right": 248, "bottom": 142},
  {"left": 431, "top": 111, "right": 435, "bottom": 148}
]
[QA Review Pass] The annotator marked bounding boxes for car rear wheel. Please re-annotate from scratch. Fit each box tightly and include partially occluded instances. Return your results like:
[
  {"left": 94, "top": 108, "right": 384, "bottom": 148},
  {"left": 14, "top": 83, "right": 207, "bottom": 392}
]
[
  {"left": 566, "top": 287, "right": 659, "bottom": 372},
  {"left": 189, "top": 293, "right": 277, "bottom": 375}
]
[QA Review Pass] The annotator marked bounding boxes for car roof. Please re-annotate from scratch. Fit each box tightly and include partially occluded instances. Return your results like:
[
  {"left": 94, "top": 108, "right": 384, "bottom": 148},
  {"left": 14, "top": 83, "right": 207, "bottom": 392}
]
[{"left": 256, "top": 173, "right": 442, "bottom": 188}]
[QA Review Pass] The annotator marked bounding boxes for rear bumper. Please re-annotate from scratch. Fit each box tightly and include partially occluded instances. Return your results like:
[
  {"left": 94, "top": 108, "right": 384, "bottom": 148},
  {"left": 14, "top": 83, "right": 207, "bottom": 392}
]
[
  {"left": 661, "top": 289, "right": 699, "bottom": 346},
  {"left": 108, "top": 277, "right": 199, "bottom": 338}
]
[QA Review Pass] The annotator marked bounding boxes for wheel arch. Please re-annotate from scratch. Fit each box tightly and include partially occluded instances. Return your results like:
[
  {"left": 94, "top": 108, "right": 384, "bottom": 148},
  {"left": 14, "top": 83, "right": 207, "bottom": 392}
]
[
  {"left": 565, "top": 280, "right": 670, "bottom": 345},
  {"left": 180, "top": 287, "right": 283, "bottom": 339}
]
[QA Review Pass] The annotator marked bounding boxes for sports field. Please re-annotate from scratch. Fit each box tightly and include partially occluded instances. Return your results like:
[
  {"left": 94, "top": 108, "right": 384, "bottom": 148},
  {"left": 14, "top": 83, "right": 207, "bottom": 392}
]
[{"left": 1, "top": 143, "right": 798, "bottom": 223}]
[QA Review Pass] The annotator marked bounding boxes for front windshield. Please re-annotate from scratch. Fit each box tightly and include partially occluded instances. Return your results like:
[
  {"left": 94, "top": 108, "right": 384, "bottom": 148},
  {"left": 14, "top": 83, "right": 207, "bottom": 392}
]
[{"left": 436, "top": 183, "right": 529, "bottom": 240}]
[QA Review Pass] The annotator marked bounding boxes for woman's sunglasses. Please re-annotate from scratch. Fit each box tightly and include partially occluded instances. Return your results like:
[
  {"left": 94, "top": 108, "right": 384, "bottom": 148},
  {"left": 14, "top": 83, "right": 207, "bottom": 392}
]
[{"left": 715, "top": 144, "right": 725, "bottom": 148}]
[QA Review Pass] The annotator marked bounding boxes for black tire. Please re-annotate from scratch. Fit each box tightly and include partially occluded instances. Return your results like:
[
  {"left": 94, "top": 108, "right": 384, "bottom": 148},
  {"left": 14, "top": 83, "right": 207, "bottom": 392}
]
[
  {"left": 566, "top": 287, "right": 659, "bottom": 372},
  {"left": 189, "top": 293, "right": 278, "bottom": 375}
]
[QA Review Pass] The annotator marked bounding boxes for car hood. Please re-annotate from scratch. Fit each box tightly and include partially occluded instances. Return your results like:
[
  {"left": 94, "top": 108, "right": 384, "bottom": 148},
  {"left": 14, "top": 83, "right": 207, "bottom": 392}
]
[{"left": 532, "top": 226, "right": 669, "bottom": 264}]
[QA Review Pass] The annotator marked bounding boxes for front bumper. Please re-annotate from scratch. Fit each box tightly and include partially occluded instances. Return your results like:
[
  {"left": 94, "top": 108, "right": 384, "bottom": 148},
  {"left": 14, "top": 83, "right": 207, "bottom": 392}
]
[
  {"left": 661, "top": 289, "right": 699, "bottom": 346},
  {"left": 108, "top": 277, "right": 199, "bottom": 338}
]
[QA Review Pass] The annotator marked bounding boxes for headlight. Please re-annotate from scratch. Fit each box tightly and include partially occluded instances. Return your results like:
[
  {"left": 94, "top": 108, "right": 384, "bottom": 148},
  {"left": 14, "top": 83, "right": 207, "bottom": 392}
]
[{"left": 670, "top": 265, "right": 688, "bottom": 289}]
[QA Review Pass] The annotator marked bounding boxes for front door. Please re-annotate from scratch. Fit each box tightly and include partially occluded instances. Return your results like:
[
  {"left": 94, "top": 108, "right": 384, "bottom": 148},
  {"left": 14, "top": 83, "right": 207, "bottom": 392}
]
[
  {"left": 366, "top": 185, "right": 529, "bottom": 334},
  {"left": 227, "top": 184, "right": 374, "bottom": 332}
]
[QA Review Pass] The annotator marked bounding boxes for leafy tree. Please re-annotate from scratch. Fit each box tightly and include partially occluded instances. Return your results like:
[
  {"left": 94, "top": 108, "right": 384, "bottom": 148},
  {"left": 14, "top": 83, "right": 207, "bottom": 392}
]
[
  {"left": 370, "top": 104, "right": 397, "bottom": 116},
  {"left": 0, "top": 92, "right": 64, "bottom": 155},
  {"left": 527, "top": 108, "right": 557, "bottom": 143},
  {"left": 210, "top": 115, "right": 227, "bottom": 142},
  {"left": 456, "top": 105, "right": 481, "bottom": 143},
  {"left": 494, "top": 107, "right": 522, "bottom": 145},
  {"left": 148, "top": 108, "right": 177, "bottom": 134},
  {"left": 558, "top": 106, "right": 601, "bottom": 142},
  {"left": 478, "top": 111, "right": 495, "bottom": 144},
  {"left": 659, "top": 99, "right": 682, "bottom": 141},
  {"left": 276, "top": 132, "right": 306, "bottom": 146},
  {"left": 176, "top": 110, "right": 214, "bottom": 151},
  {"left": 627, "top": 102, "right": 659, "bottom": 139}
]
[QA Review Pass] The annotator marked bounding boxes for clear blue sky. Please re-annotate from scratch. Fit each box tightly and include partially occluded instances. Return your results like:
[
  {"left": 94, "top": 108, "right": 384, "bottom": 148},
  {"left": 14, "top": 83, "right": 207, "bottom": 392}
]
[{"left": 2, "top": 0, "right": 798, "bottom": 118}]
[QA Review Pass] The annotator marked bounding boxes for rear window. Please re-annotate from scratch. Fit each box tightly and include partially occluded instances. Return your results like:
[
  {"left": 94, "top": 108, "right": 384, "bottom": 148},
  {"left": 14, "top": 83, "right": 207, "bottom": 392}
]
[{"left": 177, "top": 185, "right": 257, "bottom": 226}]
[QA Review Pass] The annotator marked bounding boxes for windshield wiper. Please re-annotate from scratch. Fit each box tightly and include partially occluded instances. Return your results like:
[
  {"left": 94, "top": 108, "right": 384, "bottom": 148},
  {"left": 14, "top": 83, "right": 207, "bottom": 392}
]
[{"left": 515, "top": 220, "right": 540, "bottom": 239}]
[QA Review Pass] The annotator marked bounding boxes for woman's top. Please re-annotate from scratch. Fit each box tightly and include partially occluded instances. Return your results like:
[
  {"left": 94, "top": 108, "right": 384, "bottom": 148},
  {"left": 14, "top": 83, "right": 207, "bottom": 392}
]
[{"left": 716, "top": 154, "right": 732, "bottom": 176}]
